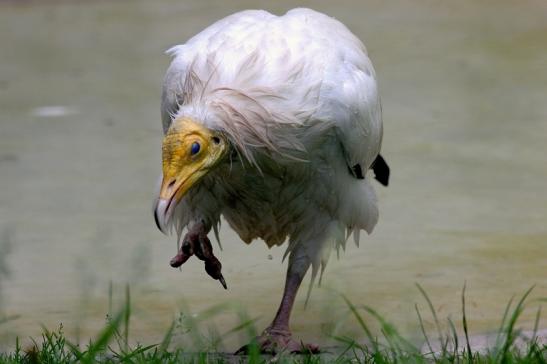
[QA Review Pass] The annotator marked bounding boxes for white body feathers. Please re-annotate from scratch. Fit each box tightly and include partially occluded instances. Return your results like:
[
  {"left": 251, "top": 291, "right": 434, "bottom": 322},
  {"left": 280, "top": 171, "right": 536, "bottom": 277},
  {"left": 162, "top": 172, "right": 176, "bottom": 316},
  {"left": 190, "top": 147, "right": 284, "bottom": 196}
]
[{"left": 160, "top": 8, "right": 383, "bottom": 283}]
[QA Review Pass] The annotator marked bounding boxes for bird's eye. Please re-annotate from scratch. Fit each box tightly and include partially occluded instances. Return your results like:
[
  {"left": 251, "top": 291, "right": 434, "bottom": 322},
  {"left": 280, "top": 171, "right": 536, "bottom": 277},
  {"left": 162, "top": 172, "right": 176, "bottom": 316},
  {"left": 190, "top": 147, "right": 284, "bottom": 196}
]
[{"left": 190, "top": 142, "right": 200, "bottom": 155}]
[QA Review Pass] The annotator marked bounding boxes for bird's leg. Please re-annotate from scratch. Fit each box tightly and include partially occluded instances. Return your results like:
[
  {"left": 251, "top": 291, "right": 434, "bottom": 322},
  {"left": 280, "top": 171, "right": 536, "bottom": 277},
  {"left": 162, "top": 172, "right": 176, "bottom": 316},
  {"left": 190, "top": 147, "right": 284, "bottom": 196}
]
[
  {"left": 169, "top": 221, "right": 227, "bottom": 289},
  {"left": 237, "top": 254, "right": 319, "bottom": 354}
]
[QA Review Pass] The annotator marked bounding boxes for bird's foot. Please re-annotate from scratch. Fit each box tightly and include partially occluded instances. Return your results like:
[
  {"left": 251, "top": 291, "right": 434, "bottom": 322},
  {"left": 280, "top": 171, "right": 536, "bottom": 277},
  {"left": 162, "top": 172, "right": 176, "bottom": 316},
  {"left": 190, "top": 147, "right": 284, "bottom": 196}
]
[
  {"left": 169, "top": 225, "right": 227, "bottom": 289},
  {"left": 235, "top": 328, "right": 319, "bottom": 355}
]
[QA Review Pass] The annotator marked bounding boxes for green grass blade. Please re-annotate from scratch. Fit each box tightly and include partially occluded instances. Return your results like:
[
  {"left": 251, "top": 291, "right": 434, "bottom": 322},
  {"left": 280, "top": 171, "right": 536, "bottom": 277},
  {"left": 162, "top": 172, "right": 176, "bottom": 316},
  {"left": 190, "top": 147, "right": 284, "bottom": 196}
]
[
  {"left": 118, "top": 343, "right": 158, "bottom": 361},
  {"left": 362, "top": 304, "right": 420, "bottom": 355},
  {"left": 494, "top": 295, "right": 515, "bottom": 350},
  {"left": 341, "top": 294, "right": 378, "bottom": 353},
  {"left": 108, "top": 280, "right": 113, "bottom": 317},
  {"left": 447, "top": 316, "right": 459, "bottom": 360},
  {"left": 415, "top": 303, "right": 436, "bottom": 360},
  {"left": 333, "top": 339, "right": 358, "bottom": 362},
  {"left": 416, "top": 283, "right": 445, "bottom": 351},
  {"left": 222, "top": 316, "right": 260, "bottom": 339},
  {"left": 64, "top": 339, "right": 85, "bottom": 361},
  {"left": 123, "top": 284, "right": 131, "bottom": 352},
  {"left": 80, "top": 308, "right": 125, "bottom": 364},
  {"left": 461, "top": 282, "right": 473, "bottom": 363},
  {"left": 531, "top": 306, "right": 541, "bottom": 345},
  {"left": 498, "top": 285, "right": 535, "bottom": 363},
  {"left": 158, "top": 319, "right": 176, "bottom": 353}
]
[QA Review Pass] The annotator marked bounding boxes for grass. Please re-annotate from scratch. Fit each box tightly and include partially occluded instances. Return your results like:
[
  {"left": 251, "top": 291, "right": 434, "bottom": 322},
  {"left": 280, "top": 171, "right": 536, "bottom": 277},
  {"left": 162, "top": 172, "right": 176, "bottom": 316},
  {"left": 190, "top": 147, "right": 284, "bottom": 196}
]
[{"left": 0, "top": 285, "right": 544, "bottom": 363}]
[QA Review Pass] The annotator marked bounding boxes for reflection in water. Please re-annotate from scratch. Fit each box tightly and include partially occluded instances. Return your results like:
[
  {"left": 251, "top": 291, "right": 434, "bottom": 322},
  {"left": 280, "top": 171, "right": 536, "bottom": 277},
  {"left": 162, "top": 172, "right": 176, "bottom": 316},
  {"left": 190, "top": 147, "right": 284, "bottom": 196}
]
[{"left": 0, "top": 0, "right": 545, "bottom": 350}]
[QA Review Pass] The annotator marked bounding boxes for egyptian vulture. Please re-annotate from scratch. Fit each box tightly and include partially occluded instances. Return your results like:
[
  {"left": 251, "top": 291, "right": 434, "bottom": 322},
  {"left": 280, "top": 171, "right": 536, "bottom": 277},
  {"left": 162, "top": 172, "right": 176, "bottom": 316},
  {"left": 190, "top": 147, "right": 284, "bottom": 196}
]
[{"left": 153, "top": 8, "right": 389, "bottom": 353}]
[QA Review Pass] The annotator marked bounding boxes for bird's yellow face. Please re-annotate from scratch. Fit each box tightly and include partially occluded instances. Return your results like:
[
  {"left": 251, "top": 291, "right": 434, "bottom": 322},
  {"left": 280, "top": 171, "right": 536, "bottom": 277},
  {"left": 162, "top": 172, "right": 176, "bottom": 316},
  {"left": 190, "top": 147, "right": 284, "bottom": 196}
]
[{"left": 154, "top": 117, "right": 228, "bottom": 233}]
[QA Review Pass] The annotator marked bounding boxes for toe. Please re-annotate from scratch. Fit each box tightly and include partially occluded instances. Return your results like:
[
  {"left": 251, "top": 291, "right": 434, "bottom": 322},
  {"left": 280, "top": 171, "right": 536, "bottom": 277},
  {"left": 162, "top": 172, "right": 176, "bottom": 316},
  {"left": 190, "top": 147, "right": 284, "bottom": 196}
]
[
  {"left": 286, "top": 340, "right": 320, "bottom": 354},
  {"left": 169, "top": 252, "right": 190, "bottom": 267},
  {"left": 235, "top": 332, "right": 319, "bottom": 355}
]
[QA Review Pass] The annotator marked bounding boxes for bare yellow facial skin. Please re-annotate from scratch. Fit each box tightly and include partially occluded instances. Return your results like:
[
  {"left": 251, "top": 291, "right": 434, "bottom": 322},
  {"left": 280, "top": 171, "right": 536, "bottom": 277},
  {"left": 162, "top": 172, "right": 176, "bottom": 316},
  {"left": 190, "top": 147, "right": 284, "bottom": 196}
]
[{"left": 159, "top": 117, "right": 228, "bottom": 204}]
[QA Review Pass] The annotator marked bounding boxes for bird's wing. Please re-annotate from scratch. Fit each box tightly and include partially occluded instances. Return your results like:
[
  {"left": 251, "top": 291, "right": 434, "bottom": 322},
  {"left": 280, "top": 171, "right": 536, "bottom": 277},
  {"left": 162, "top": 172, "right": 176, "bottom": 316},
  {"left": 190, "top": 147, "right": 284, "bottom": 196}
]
[{"left": 311, "top": 20, "right": 383, "bottom": 176}]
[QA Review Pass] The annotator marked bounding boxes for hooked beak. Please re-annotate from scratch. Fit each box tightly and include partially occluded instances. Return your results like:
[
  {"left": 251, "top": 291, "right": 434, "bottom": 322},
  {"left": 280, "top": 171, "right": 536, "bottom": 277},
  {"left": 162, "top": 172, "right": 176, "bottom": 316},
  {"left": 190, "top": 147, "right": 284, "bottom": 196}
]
[
  {"left": 154, "top": 172, "right": 202, "bottom": 234},
  {"left": 154, "top": 198, "right": 171, "bottom": 235},
  {"left": 153, "top": 118, "right": 229, "bottom": 234}
]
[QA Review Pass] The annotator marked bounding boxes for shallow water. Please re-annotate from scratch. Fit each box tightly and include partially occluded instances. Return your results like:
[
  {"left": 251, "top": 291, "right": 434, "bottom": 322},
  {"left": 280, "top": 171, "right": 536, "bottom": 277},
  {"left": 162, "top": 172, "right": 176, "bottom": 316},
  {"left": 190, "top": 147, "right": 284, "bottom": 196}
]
[{"left": 0, "top": 0, "right": 546, "bottom": 350}]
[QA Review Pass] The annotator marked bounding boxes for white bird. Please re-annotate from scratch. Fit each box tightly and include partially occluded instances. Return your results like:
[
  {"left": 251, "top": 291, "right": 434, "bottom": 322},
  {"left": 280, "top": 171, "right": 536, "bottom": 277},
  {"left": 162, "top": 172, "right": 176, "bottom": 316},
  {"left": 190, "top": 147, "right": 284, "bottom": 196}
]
[{"left": 153, "top": 8, "right": 389, "bottom": 353}]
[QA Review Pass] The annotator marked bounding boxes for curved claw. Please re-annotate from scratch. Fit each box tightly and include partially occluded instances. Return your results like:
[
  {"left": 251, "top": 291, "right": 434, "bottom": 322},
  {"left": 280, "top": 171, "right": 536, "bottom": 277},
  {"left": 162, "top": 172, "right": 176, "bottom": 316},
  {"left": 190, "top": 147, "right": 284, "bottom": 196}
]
[{"left": 218, "top": 274, "right": 227, "bottom": 289}]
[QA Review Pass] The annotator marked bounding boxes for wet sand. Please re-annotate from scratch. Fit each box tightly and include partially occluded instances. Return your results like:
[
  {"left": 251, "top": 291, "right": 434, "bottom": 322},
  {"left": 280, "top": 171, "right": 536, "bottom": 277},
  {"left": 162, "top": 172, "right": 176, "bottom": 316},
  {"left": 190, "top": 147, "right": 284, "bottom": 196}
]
[{"left": 0, "top": 0, "right": 546, "bottom": 350}]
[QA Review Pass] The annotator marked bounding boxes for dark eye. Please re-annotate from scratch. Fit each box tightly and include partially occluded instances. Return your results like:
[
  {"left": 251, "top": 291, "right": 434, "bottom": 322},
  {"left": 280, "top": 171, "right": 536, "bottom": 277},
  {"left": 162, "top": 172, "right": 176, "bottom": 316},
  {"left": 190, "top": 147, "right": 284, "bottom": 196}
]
[{"left": 190, "top": 142, "right": 200, "bottom": 155}]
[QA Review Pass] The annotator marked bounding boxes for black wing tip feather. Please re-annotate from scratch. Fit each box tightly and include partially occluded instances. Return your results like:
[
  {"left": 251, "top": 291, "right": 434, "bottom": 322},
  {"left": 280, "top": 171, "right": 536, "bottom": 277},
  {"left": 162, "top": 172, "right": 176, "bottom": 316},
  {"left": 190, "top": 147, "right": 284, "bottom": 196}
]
[
  {"left": 372, "top": 154, "right": 390, "bottom": 187},
  {"left": 351, "top": 164, "right": 365, "bottom": 179},
  {"left": 348, "top": 154, "right": 390, "bottom": 186}
]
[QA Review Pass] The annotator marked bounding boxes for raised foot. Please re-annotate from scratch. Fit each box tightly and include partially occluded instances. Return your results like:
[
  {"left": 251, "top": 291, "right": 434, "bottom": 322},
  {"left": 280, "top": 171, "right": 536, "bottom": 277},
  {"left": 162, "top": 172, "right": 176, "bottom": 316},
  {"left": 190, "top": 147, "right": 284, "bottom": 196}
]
[
  {"left": 235, "top": 328, "right": 319, "bottom": 355},
  {"left": 169, "top": 227, "right": 227, "bottom": 289}
]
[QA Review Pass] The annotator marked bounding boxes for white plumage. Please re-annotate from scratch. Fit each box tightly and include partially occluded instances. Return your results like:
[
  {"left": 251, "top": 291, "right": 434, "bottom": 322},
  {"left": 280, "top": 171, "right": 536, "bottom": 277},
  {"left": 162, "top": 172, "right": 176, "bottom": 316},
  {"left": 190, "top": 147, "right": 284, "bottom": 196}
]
[{"left": 155, "top": 8, "right": 387, "bottom": 352}]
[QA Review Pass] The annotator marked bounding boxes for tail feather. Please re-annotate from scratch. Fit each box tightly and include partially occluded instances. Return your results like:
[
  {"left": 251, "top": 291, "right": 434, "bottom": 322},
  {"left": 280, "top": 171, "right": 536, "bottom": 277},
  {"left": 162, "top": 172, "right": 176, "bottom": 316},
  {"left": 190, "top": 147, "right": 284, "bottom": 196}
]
[{"left": 371, "top": 154, "right": 390, "bottom": 186}]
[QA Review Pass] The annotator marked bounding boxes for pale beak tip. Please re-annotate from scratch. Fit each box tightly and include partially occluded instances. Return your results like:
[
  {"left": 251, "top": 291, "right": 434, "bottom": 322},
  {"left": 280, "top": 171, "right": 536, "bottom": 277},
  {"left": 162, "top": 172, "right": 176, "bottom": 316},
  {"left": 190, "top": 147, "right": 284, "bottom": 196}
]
[
  {"left": 154, "top": 198, "right": 171, "bottom": 235},
  {"left": 154, "top": 208, "right": 167, "bottom": 235}
]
